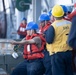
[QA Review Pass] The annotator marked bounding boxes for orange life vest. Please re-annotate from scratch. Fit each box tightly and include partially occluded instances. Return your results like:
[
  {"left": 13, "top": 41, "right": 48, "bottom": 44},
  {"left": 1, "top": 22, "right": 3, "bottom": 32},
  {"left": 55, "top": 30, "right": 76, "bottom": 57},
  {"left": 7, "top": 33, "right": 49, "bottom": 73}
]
[
  {"left": 17, "top": 23, "right": 27, "bottom": 36},
  {"left": 23, "top": 33, "right": 46, "bottom": 60},
  {"left": 63, "top": 10, "right": 76, "bottom": 21},
  {"left": 67, "top": 10, "right": 76, "bottom": 20},
  {"left": 40, "top": 22, "right": 51, "bottom": 33}
]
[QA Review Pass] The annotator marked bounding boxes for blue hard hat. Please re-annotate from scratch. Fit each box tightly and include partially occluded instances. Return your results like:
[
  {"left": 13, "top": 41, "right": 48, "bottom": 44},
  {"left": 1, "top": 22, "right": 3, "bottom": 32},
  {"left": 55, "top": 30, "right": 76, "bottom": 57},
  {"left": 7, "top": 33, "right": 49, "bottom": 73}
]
[
  {"left": 47, "top": 10, "right": 52, "bottom": 16},
  {"left": 22, "top": 17, "right": 27, "bottom": 21},
  {"left": 39, "top": 14, "right": 50, "bottom": 22},
  {"left": 60, "top": 5, "right": 68, "bottom": 13},
  {"left": 25, "top": 22, "right": 39, "bottom": 30}
]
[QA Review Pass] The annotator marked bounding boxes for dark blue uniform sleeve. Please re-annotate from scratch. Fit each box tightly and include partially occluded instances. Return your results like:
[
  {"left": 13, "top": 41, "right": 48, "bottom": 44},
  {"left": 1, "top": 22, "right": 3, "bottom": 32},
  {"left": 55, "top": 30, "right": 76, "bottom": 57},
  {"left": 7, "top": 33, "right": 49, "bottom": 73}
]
[
  {"left": 45, "top": 26, "right": 55, "bottom": 44},
  {"left": 67, "top": 16, "right": 76, "bottom": 49}
]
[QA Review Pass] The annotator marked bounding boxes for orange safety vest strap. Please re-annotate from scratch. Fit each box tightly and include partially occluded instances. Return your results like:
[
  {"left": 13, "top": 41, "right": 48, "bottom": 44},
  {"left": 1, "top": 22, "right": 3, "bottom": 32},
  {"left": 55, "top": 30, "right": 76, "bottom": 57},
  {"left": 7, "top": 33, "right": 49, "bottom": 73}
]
[{"left": 23, "top": 33, "right": 45, "bottom": 60}]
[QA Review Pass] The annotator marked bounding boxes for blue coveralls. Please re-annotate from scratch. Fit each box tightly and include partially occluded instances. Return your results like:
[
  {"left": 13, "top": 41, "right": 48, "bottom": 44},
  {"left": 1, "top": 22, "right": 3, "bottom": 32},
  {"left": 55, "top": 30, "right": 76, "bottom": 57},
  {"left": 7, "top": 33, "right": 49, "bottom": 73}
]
[
  {"left": 67, "top": 16, "right": 76, "bottom": 73},
  {"left": 45, "top": 25, "right": 73, "bottom": 75},
  {"left": 42, "top": 30, "right": 52, "bottom": 75},
  {"left": 11, "top": 59, "right": 45, "bottom": 75}
]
